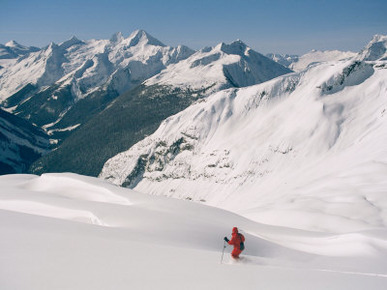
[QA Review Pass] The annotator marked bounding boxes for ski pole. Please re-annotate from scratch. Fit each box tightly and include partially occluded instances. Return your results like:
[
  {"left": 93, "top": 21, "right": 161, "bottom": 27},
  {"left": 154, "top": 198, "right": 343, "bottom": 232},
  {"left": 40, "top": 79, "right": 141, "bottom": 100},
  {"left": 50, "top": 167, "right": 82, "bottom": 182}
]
[{"left": 220, "top": 240, "right": 227, "bottom": 264}]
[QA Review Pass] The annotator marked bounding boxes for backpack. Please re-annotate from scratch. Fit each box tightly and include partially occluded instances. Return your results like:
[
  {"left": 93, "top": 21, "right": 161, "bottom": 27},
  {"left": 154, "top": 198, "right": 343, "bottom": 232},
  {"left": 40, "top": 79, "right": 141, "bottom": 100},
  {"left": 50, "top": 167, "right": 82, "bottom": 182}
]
[{"left": 239, "top": 233, "right": 245, "bottom": 251}]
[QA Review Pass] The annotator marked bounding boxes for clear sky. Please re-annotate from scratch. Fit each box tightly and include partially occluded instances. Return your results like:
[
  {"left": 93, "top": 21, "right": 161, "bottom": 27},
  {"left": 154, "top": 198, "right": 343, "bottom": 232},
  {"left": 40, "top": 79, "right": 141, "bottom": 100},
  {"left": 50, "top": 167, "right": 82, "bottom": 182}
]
[{"left": 1, "top": 0, "right": 386, "bottom": 55}]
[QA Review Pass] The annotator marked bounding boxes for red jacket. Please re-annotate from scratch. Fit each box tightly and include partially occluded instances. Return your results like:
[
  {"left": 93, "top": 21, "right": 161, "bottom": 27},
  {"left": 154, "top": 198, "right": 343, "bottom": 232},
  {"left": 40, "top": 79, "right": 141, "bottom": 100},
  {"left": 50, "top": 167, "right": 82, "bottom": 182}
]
[{"left": 228, "top": 227, "right": 245, "bottom": 250}]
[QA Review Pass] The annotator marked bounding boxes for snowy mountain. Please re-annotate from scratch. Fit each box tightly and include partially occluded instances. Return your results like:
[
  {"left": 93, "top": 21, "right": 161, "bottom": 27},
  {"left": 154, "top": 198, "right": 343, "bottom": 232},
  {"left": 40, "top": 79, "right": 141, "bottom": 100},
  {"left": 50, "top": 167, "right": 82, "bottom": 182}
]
[
  {"left": 357, "top": 34, "right": 387, "bottom": 61},
  {"left": 0, "top": 30, "right": 195, "bottom": 140},
  {"left": 146, "top": 40, "right": 292, "bottom": 94},
  {"left": 0, "top": 108, "right": 50, "bottom": 174},
  {"left": 0, "top": 40, "right": 40, "bottom": 72},
  {"left": 26, "top": 37, "right": 291, "bottom": 176},
  {"left": 0, "top": 40, "right": 39, "bottom": 61},
  {"left": 266, "top": 53, "right": 299, "bottom": 68},
  {"left": 1, "top": 173, "right": 387, "bottom": 289},
  {"left": 0, "top": 33, "right": 290, "bottom": 142},
  {"left": 0, "top": 30, "right": 194, "bottom": 101},
  {"left": 2, "top": 34, "right": 387, "bottom": 290},
  {"left": 267, "top": 50, "right": 357, "bottom": 72},
  {"left": 100, "top": 35, "right": 387, "bottom": 233},
  {"left": 291, "top": 50, "right": 356, "bottom": 72}
]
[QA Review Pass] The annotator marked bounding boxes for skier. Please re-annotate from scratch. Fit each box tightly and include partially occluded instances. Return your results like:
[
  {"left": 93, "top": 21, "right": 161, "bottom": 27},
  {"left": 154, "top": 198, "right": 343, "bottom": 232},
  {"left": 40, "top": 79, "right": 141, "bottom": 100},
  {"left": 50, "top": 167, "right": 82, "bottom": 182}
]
[{"left": 224, "top": 227, "right": 245, "bottom": 259}]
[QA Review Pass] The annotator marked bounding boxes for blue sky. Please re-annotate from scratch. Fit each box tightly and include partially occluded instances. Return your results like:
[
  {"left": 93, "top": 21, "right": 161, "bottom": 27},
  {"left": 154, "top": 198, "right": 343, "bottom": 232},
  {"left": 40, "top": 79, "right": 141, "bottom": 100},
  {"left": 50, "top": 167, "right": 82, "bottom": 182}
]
[{"left": 1, "top": 0, "right": 386, "bottom": 54}]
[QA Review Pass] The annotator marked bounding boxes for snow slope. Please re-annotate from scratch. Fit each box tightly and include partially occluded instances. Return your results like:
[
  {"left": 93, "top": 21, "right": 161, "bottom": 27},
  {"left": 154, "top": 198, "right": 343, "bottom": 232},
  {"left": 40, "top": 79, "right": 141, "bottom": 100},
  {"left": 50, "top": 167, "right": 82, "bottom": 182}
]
[
  {"left": 100, "top": 35, "right": 387, "bottom": 233},
  {"left": 1, "top": 173, "right": 387, "bottom": 290}
]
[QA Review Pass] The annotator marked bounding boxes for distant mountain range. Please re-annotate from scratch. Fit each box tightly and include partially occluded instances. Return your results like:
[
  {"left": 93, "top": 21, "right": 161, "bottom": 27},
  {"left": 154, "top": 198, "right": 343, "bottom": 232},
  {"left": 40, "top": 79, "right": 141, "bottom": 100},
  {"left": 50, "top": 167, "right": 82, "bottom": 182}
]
[
  {"left": 0, "top": 30, "right": 195, "bottom": 140},
  {"left": 0, "top": 30, "right": 292, "bottom": 175},
  {"left": 2, "top": 31, "right": 384, "bottom": 180}
]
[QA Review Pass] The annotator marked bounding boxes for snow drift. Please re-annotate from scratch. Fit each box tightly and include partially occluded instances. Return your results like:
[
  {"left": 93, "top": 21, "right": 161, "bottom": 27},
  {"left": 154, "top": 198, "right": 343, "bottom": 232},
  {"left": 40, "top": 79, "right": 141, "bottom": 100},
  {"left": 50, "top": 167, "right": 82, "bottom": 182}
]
[{"left": 1, "top": 173, "right": 387, "bottom": 290}]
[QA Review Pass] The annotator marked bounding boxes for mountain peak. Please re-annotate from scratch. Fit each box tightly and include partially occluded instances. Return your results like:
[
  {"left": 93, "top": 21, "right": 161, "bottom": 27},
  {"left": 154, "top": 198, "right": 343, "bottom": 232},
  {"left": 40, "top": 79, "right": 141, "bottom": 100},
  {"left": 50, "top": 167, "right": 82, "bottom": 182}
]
[
  {"left": 60, "top": 36, "right": 84, "bottom": 50},
  {"left": 69, "top": 35, "right": 81, "bottom": 42},
  {"left": 47, "top": 42, "right": 59, "bottom": 50},
  {"left": 217, "top": 39, "right": 248, "bottom": 56},
  {"left": 359, "top": 34, "right": 387, "bottom": 61},
  {"left": 5, "top": 40, "right": 23, "bottom": 48},
  {"left": 3, "top": 40, "right": 40, "bottom": 56},
  {"left": 370, "top": 34, "right": 387, "bottom": 43},
  {"left": 127, "top": 29, "right": 165, "bottom": 47}
]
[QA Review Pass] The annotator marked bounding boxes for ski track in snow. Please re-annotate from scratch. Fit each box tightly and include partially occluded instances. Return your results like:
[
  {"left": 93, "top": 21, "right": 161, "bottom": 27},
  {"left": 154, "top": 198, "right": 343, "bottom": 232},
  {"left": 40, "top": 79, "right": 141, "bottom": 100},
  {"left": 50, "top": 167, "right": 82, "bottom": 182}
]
[{"left": 223, "top": 255, "right": 387, "bottom": 279}]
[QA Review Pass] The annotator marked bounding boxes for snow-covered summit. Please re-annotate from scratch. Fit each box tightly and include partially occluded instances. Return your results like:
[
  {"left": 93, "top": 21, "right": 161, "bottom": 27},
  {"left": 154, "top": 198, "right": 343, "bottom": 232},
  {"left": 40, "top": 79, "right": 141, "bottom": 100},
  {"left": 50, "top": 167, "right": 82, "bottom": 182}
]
[
  {"left": 109, "top": 30, "right": 165, "bottom": 47},
  {"left": 127, "top": 29, "right": 166, "bottom": 47},
  {"left": 59, "top": 36, "right": 85, "bottom": 50},
  {"left": 5, "top": 40, "right": 21, "bottom": 48},
  {"left": 217, "top": 39, "right": 248, "bottom": 55},
  {"left": 0, "top": 40, "right": 40, "bottom": 62},
  {"left": 4, "top": 40, "right": 39, "bottom": 53},
  {"left": 146, "top": 39, "right": 291, "bottom": 94},
  {"left": 358, "top": 34, "right": 387, "bottom": 61}
]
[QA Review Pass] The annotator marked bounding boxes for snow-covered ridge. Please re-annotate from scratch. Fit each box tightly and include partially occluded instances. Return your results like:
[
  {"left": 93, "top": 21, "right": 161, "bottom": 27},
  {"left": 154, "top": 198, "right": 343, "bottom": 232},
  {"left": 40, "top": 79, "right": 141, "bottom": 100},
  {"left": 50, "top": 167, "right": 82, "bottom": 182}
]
[
  {"left": 0, "top": 40, "right": 40, "bottom": 69},
  {"left": 101, "top": 36, "right": 387, "bottom": 233},
  {"left": 0, "top": 30, "right": 195, "bottom": 101},
  {"left": 146, "top": 39, "right": 291, "bottom": 95},
  {"left": 291, "top": 50, "right": 356, "bottom": 72},
  {"left": 0, "top": 29, "right": 199, "bottom": 140},
  {"left": 267, "top": 50, "right": 357, "bottom": 72},
  {"left": 0, "top": 40, "right": 39, "bottom": 59},
  {"left": 1, "top": 30, "right": 291, "bottom": 141},
  {"left": 358, "top": 34, "right": 387, "bottom": 61}
]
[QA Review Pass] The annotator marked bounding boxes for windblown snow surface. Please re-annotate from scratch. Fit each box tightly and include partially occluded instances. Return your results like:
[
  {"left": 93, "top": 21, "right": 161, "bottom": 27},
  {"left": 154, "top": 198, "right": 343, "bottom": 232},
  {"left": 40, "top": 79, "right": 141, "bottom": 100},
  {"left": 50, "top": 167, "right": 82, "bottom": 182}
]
[{"left": 1, "top": 173, "right": 387, "bottom": 290}]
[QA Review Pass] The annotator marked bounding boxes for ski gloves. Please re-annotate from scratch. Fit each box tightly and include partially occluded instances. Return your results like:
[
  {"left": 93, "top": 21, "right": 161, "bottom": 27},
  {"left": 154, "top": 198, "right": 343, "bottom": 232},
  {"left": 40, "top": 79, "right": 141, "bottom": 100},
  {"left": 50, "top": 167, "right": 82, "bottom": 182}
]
[{"left": 224, "top": 237, "right": 229, "bottom": 242}]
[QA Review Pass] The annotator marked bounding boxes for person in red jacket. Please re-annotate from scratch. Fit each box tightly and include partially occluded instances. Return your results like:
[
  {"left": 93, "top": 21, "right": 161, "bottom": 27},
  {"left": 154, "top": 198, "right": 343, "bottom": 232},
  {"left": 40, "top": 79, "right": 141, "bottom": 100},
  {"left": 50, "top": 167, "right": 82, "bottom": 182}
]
[{"left": 224, "top": 227, "right": 245, "bottom": 259}]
